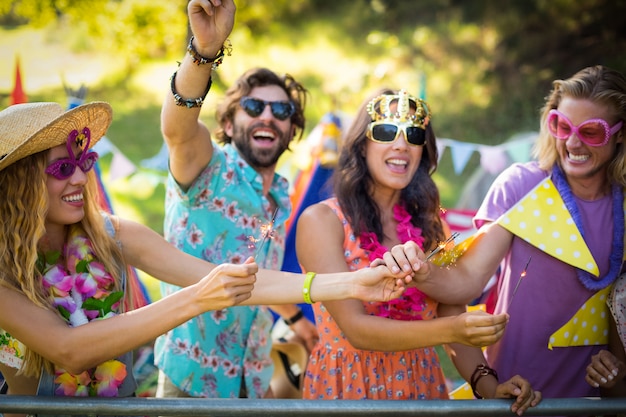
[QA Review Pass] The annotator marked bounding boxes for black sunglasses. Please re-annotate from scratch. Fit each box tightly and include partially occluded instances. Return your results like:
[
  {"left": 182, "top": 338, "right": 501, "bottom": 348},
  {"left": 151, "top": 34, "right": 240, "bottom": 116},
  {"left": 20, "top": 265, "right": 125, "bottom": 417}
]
[
  {"left": 368, "top": 122, "right": 427, "bottom": 146},
  {"left": 239, "top": 97, "right": 295, "bottom": 121}
]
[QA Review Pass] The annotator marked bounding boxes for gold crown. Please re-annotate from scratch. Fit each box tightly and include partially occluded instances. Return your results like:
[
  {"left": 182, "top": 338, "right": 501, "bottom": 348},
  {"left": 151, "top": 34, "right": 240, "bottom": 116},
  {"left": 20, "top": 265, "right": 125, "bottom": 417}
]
[{"left": 366, "top": 89, "right": 431, "bottom": 129}]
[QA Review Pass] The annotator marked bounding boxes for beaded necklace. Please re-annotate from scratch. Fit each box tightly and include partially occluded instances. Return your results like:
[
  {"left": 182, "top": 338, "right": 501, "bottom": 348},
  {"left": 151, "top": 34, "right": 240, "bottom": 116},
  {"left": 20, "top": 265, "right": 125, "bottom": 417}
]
[
  {"left": 359, "top": 204, "right": 428, "bottom": 319},
  {"left": 552, "top": 164, "right": 624, "bottom": 290}
]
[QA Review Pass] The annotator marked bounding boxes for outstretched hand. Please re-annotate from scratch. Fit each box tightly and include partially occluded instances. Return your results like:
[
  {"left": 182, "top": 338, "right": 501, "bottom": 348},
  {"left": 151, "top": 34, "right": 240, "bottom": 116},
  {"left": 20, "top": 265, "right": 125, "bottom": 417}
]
[
  {"left": 194, "top": 258, "right": 257, "bottom": 311},
  {"left": 188, "top": 0, "right": 235, "bottom": 54},
  {"left": 373, "top": 241, "right": 431, "bottom": 285},
  {"left": 452, "top": 310, "right": 509, "bottom": 347},
  {"left": 494, "top": 375, "right": 542, "bottom": 416},
  {"left": 352, "top": 265, "right": 408, "bottom": 302}
]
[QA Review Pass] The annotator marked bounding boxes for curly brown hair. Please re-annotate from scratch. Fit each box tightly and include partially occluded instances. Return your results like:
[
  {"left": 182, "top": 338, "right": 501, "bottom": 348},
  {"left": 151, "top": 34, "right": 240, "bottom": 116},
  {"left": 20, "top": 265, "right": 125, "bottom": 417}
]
[{"left": 214, "top": 67, "right": 307, "bottom": 144}]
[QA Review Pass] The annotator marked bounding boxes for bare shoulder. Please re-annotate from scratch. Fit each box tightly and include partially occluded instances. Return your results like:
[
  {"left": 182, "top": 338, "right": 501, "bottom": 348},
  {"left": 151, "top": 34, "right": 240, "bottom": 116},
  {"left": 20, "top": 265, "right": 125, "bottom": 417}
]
[
  {"left": 296, "top": 202, "right": 344, "bottom": 248},
  {"left": 298, "top": 202, "right": 339, "bottom": 225}
]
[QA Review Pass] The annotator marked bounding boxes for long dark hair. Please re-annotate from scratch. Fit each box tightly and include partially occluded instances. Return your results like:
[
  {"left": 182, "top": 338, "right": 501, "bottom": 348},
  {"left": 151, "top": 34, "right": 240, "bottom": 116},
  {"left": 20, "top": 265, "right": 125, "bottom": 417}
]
[{"left": 333, "top": 88, "right": 445, "bottom": 251}]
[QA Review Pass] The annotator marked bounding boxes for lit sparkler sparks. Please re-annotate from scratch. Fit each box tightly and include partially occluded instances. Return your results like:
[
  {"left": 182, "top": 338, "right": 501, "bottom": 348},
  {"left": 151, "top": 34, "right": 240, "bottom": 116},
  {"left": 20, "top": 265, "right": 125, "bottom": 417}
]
[
  {"left": 252, "top": 207, "right": 279, "bottom": 261},
  {"left": 425, "top": 232, "right": 460, "bottom": 261},
  {"left": 508, "top": 256, "right": 531, "bottom": 307}
]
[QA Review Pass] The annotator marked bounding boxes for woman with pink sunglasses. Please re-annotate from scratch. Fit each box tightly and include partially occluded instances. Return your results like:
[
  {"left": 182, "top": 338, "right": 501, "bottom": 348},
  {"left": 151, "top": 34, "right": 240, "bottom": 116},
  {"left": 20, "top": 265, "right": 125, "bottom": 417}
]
[{"left": 386, "top": 65, "right": 626, "bottom": 404}]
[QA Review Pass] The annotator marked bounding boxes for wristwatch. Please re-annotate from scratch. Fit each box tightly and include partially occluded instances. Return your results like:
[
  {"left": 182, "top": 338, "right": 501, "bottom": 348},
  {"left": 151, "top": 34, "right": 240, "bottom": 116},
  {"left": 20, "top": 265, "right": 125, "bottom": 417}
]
[{"left": 283, "top": 310, "right": 304, "bottom": 325}]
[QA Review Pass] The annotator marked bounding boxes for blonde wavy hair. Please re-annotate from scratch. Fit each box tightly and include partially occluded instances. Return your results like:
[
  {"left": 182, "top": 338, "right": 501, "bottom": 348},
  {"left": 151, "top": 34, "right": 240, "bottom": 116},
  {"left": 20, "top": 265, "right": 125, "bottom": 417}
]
[
  {"left": 533, "top": 65, "right": 626, "bottom": 187},
  {"left": 0, "top": 150, "right": 126, "bottom": 377}
]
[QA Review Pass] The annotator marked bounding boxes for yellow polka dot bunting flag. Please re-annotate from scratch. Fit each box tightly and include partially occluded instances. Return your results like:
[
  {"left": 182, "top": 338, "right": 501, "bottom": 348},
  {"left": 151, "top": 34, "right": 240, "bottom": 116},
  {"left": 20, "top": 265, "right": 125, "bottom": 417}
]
[
  {"left": 548, "top": 285, "right": 611, "bottom": 349},
  {"left": 496, "top": 177, "right": 599, "bottom": 276}
]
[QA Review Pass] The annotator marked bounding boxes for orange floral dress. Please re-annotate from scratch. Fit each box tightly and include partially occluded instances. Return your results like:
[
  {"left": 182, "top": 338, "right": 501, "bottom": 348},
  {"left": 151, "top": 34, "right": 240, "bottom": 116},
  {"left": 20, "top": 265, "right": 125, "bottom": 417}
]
[{"left": 302, "top": 198, "right": 448, "bottom": 400}]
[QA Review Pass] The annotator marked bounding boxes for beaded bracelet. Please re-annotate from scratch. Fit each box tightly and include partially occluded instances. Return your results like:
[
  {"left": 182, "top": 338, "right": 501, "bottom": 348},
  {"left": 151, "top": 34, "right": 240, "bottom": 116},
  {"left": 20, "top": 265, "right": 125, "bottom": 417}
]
[
  {"left": 470, "top": 363, "right": 498, "bottom": 399},
  {"left": 187, "top": 36, "right": 232, "bottom": 70},
  {"left": 303, "top": 272, "right": 316, "bottom": 304},
  {"left": 170, "top": 71, "right": 212, "bottom": 108}
]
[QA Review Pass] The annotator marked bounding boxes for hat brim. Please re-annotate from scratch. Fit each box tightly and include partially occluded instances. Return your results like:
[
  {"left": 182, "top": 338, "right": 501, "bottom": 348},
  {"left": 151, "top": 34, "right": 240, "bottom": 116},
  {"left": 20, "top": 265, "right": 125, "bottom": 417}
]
[
  {"left": 0, "top": 101, "right": 112, "bottom": 171},
  {"left": 270, "top": 340, "right": 309, "bottom": 399}
]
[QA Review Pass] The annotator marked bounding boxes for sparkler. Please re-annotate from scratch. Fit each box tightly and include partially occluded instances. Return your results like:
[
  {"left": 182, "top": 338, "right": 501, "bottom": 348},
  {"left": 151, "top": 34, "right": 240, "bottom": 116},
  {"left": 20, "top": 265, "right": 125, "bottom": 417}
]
[
  {"left": 508, "top": 256, "right": 531, "bottom": 307},
  {"left": 253, "top": 207, "right": 279, "bottom": 261},
  {"left": 425, "top": 232, "right": 460, "bottom": 261}
]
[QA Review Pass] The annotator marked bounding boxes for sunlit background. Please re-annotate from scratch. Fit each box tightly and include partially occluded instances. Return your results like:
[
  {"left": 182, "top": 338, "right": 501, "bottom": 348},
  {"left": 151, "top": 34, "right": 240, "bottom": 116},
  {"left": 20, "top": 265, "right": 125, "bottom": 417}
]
[{"left": 1, "top": 0, "right": 624, "bottom": 279}]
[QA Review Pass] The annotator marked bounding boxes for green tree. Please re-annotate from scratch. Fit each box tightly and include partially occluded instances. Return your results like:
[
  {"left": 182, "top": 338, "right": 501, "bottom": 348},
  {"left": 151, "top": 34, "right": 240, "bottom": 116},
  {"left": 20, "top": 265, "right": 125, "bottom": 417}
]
[{"left": 1, "top": 0, "right": 188, "bottom": 74}]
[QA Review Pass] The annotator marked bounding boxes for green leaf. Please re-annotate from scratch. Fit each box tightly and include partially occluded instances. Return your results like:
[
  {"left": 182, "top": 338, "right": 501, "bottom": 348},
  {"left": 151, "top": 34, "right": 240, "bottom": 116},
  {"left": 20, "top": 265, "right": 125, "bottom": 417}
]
[
  {"left": 76, "top": 259, "right": 90, "bottom": 273},
  {"left": 82, "top": 298, "right": 105, "bottom": 311},
  {"left": 103, "top": 291, "right": 124, "bottom": 310},
  {"left": 58, "top": 305, "right": 71, "bottom": 321},
  {"left": 46, "top": 251, "right": 61, "bottom": 265},
  {"left": 83, "top": 291, "right": 123, "bottom": 317}
]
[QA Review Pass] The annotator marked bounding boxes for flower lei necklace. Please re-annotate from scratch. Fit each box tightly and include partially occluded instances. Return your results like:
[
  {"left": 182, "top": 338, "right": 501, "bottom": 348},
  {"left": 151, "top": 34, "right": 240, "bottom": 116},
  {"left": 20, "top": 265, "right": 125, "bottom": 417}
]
[
  {"left": 552, "top": 164, "right": 624, "bottom": 290},
  {"left": 360, "top": 203, "right": 428, "bottom": 320},
  {"left": 38, "top": 229, "right": 127, "bottom": 397}
]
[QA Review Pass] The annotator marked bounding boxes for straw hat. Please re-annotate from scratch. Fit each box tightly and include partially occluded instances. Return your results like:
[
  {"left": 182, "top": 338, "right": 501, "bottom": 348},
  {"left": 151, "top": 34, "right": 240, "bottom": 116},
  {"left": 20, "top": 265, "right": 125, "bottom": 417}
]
[
  {"left": 0, "top": 101, "right": 112, "bottom": 171},
  {"left": 270, "top": 320, "right": 309, "bottom": 399},
  {"left": 270, "top": 337, "right": 309, "bottom": 399}
]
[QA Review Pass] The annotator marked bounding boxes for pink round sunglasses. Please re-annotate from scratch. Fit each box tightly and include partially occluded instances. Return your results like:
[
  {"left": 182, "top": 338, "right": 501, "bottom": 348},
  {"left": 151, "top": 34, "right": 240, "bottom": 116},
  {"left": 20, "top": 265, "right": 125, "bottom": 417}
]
[{"left": 547, "top": 109, "right": 623, "bottom": 147}]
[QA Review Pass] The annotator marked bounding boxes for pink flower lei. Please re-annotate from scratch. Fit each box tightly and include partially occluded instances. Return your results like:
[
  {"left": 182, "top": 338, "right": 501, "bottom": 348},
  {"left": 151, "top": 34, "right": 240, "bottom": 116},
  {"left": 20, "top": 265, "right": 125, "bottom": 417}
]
[
  {"left": 38, "top": 229, "right": 127, "bottom": 397},
  {"left": 359, "top": 204, "right": 428, "bottom": 320}
]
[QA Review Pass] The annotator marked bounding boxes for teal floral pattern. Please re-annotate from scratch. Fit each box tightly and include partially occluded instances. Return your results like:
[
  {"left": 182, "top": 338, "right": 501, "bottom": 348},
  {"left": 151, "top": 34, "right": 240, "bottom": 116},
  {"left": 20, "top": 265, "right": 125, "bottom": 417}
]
[{"left": 154, "top": 144, "right": 291, "bottom": 398}]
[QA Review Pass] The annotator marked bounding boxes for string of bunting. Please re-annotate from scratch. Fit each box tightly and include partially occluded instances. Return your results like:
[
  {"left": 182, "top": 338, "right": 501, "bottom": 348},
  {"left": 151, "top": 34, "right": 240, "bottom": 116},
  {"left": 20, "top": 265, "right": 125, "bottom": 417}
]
[{"left": 436, "top": 132, "right": 537, "bottom": 175}]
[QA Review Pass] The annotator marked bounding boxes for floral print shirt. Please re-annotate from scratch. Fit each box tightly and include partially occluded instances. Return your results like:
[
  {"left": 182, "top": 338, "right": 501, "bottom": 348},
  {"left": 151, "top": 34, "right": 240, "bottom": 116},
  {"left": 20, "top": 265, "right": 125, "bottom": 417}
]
[{"left": 153, "top": 143, "right": 290, "bottom": 398}]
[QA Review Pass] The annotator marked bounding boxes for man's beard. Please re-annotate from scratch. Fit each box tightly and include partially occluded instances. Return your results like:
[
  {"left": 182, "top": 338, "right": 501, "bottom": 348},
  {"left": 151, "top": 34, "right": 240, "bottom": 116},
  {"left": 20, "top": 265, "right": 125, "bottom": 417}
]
[{"left": 231, "top": 122, "right": 290, "bottom": 169}]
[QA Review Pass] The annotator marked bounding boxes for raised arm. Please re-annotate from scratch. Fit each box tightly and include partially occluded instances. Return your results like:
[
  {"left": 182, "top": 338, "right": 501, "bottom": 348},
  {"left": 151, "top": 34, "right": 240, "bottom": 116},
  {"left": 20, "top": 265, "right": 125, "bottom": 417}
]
[{"left": 161, "top": 0, "right": 235, "bottom": 188}]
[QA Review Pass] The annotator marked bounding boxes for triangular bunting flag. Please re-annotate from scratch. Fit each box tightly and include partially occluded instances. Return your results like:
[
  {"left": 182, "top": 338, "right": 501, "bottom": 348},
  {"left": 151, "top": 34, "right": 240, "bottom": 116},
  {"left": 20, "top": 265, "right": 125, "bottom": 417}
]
[
  {"left": 109, "top": 150, "right": 137, "bottom": 182},
  {"left": 478, "top": 145, "right": 508, "bottom": 174},
  {"left": 506, "top": 140, "right": 534, "bottom": 164},
  {"left": 11, "top": 55, "right": 28, "bottom": 105},
  {"left": 449, "top": 142, "right": 475, "bottom": 175},
  {"left": 436, "top": 142, "right": 446, "bottom": 164},
  {"left": 496, "top": 177, "right": 599, "bottom": 276},
  {"left": 548, "top": 285, "right": 611, "bottom": 349}
]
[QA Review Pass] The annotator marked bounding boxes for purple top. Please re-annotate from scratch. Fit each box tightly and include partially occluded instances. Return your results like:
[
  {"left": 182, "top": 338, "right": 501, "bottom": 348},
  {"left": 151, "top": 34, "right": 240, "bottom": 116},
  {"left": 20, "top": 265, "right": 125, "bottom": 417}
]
[{"left": 475, "top": 161, "right": 616, "bottom": 398}]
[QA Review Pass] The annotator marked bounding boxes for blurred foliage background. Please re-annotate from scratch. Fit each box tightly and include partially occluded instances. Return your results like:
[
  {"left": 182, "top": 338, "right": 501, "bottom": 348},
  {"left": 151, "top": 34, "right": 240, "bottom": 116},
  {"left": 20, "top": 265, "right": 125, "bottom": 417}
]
[{"left": 1, "top": 0, "right": 625, "bottom": 233}]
